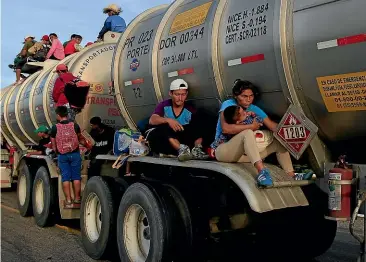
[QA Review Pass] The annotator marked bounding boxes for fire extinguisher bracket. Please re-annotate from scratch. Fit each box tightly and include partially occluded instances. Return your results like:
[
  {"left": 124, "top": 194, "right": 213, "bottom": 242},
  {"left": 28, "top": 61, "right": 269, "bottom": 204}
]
[{"left": 328, "top": 179, "right": 356, "bottom": 185}]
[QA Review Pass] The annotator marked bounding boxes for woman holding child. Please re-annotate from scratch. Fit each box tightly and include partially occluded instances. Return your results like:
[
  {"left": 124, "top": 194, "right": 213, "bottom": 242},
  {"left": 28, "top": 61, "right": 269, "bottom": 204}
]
[{"left": 211, "top": 80, "right": 312, "bottom": 187}]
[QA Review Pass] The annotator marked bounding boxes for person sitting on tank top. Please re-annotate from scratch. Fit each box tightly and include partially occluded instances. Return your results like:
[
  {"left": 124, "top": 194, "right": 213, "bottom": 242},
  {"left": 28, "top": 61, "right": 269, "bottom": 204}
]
[
  {"left": 145, "top": 79, "right": 209, "bottom": 161},
  {"left": 52, "top": 64, "right": 78, "bottom": 121},
  {"left": 50, "top": 106, "right": 87, "bottom": 208},
  {"left": 97, "top": 4, "right": 126, "bottom": 41},
  {"left": 211, "top": 79, "right": 313, "bottom": 188},
  {"left": 64, "top": 34, "right": 83, "bottom": 57},
  {"left": 46, "top": 33, "right": 65, "bottom": 60},
  {"left": 27, "top": 35, "right": 51, "bottom": 62},
  {"left": 12, "top": 35, "right": 36, "bottom": 85}
]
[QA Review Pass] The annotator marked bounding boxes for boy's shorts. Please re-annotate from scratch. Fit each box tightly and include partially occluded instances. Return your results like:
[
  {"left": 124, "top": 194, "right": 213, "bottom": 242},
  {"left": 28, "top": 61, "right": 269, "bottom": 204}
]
[{"left": 58, "top": 151, "right": 82, "bottom": 182}]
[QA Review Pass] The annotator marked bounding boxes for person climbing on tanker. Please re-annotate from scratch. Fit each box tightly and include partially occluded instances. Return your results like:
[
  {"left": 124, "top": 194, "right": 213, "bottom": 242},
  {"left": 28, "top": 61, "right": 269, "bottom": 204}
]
[
  {"left": 211, "top": 79, "right": 313, "bottom": 188},
  {"left": 146, "top": 79, "right": 209, "bottom": 161},
  {"left": 52, "top": 64, "right": 78, "bottom": 121},
  {"left": 51, "top": 106, "right": 87, "bottom": 208},
  {"left": 26, "top": 125, "right": 51, "bottom": 156},
  {"left": 11, "top": 35, "right": 36, "bottom": 85},
  {"left": 88, "top": 117, "right": 115, "bottom": 179},
  {"left": 64, "top": 34, "right": 83, "bottom": 57},
  {"left": 97, "top": 4, "right": 126, "bottom": 41},
  {"left": 46, "top": 33, "right": 65, "bottom": 60},
  {"left": 27, "top": 35, "right": 51, "bottom": 62}
]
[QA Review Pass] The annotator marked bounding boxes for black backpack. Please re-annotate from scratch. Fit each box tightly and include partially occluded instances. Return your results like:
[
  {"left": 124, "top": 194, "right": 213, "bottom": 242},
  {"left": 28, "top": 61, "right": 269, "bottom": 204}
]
[
  {"left": 33, "top": 46, "right": 50, "bottom": 62},
  {"left": 62, "top": 78, "right": 90, "bottom": 109}
]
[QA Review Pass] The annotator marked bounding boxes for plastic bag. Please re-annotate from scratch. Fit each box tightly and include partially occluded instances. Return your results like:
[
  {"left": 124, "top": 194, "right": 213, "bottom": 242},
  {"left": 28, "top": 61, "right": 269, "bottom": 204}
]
[{"left": 129, "top": 139, "right": 149, "bottom": 156}]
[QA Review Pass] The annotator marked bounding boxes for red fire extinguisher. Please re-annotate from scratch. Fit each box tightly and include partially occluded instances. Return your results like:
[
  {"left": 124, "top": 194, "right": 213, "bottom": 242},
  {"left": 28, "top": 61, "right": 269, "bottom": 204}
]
[{"left": 326, "top": 155, "right": 354, "bottom": 221}]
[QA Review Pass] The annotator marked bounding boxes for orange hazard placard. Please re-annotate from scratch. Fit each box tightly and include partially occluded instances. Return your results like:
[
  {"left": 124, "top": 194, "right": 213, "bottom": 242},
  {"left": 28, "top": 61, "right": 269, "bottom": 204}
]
[{"left": 316, "top": 71, "right": 366, "bottom": 112}]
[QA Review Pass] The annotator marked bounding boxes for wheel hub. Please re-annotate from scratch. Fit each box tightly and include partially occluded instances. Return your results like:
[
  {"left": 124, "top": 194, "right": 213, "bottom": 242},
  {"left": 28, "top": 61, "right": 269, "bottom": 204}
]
[
  {"left": 18, "top": 174, "right": 27, "bottom": 206},
  {"left": 124, "top": 204, "right": 151, "bottom": 261},
  {"left": 34, "top": 179, "right": 44, "bottom": 214},
  {"left": 84, "top": 193, "right": 102, "bottom": 243}
]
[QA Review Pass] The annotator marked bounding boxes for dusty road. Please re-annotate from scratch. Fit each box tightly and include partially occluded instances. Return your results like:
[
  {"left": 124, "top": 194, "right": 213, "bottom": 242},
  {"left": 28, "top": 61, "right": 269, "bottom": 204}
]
[{"left": 1, "top": 189, "right": 362, "bottom": 262}]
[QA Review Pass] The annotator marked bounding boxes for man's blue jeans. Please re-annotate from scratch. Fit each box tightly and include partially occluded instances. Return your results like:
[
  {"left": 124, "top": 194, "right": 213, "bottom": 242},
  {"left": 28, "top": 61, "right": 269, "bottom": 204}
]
[{"left": 58, "top": 151, "right": 81, "bottom": 182}]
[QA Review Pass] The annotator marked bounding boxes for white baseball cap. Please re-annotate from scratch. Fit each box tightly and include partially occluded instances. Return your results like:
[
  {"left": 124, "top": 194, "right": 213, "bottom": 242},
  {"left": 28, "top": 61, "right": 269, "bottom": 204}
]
[
  {"left": 24, "top": 35, "right": 35, "bottom": 40},
  {"left": 170, "top": 79, "right": 188, "bottom": 91}
]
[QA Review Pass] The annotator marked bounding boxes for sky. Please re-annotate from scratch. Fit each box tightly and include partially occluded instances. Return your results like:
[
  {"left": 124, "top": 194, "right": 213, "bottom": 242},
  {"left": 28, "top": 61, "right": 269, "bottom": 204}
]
[{"left": 0, "top": 0, "right": 173, "bottom": 87}]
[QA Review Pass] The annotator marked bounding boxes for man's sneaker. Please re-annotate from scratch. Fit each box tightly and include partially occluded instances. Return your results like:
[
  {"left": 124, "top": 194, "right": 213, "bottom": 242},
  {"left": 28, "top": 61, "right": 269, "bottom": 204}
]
[
  {"left": 256, "top": 168, "right": 273, "bottom": 188},
  {"left": 178, "top": 144, "right": 192, "bottom": 162},
  {"left": 191, "top": 145, "right": 209, "bottom": 160},
  {"left": 294, "top": 171, "right": 313, "bottom": 181}
]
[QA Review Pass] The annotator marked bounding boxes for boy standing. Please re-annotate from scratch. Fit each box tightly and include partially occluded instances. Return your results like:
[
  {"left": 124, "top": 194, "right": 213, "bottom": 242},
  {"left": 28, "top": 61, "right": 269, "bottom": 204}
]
[{"left": 51, "top": 106, "right": 86, "bottom": 207}]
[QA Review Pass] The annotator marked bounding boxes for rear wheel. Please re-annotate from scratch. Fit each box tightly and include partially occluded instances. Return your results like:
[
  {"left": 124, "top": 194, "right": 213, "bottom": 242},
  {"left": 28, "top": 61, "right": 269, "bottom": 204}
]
[
  {"left": 117, "top": 183, "right": 174, "bottom": 262},
  {"left": 164, "top": 185, "right": 193, "bottom": 260},
  {"left": 17, "top": 163, "right": 33, "bottom": 217},
  {"left": 301, "top": 215, "right": 337, "bottom": 259},
  {"left": 80, "top": 176, "right": 115, "bottom": 260},
  {"left": 32, "top": 166, "right": 58, "bottom": 227}
]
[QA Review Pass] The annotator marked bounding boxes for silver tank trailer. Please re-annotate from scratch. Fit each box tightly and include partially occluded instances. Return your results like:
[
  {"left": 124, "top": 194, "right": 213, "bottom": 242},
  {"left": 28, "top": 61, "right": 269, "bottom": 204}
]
[{"left": 113, "top": 0, "right": 366, "bottom": 163}]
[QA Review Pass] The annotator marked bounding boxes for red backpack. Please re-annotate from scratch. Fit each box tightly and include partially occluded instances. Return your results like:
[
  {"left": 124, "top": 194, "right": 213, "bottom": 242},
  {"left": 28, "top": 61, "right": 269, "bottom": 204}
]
[{"left": 55, "top": 122, "right": 79, "bottom": 154}]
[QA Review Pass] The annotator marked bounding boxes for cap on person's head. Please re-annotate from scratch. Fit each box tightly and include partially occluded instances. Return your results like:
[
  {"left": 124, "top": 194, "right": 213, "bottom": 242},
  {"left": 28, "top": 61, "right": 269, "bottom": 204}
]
[
  {"left": 90, "top": 116, "right": 102, "bottom": 125},
  {"left": 24, "top": 35, "right": 35, "bottom": 41},
  {"left": 34, "top": 125, "right": 49, "bottom": 133},
  {"left": 170, "top": 79, "right": 188, "bottom": 91},
  {"left": 53, "top": 64, "right": 68, "bottom": 72},
  {"left": 103, "top": 4, "right": 122, "bottom": 14},
  {"left": 85, "top": 42, "right": 93, "bottom": 47},
  {"left": 41, "top": 35, "right": 49, "bottom": 41}
]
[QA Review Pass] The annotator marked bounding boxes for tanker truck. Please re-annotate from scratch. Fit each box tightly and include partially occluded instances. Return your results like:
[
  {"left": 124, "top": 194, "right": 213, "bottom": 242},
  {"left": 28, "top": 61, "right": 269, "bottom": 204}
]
[{"left": 1, "top": 0, "right": 366, "bottom": 261}]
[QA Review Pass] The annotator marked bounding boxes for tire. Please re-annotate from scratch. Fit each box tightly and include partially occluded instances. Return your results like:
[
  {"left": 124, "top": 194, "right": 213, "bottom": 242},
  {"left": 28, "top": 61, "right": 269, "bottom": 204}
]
[
  {"left": 17, "top": 163, "right": 33, "bottom": 217},
  {"left": 256, "top": 206, "right": 337, "bottom": 261},
  {"left": 80, "top": 176, "right": 115, "bottom": 260},
  {"left": 117, "top": 183, "right": 174, "bottom": 262},
  {"left": 302, "top": 215, "right": 337, "bottom": 259},
  {"left": 164, "top": 185, "right": 193, "bottom": 260},
  {"left": 32, "top": 166, "right": 58, "bottom": 227}
]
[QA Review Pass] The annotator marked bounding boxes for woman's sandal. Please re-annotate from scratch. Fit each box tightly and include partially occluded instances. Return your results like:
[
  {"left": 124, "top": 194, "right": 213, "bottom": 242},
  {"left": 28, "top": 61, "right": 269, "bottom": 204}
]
[{"left": 73, "top": 199, "right": 81, "bottom": 204}]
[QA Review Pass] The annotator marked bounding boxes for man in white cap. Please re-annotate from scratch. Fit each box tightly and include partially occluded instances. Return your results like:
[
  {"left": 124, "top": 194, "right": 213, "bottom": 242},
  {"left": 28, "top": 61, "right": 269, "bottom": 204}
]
[
  {"left": 13, "top": 35, "right": 36, "bottom": 85},
  {"left": 97, "top": 4, "right": 126, "bottom": 41},
  {"left": 146, "top": 79, "right": 208, "bottom": 161}
]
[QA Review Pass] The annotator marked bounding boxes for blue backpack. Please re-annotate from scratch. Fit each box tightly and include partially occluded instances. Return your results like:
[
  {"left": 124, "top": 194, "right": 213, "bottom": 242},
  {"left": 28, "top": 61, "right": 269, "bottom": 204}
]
[{"left": 113, "top": 128, "right": 141, "bottom": 156}]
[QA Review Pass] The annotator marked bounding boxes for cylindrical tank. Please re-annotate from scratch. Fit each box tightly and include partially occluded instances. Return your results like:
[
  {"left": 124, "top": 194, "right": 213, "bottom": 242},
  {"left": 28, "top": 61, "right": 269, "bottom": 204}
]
[
  {"left": 4, "top": 80, "right": 35, "bottom": 146},
  {"left": 0, "top": 86, "right": 16, "bottom": 146},
  {"left": 113, "top": 0, "right": 366, "bottom": 162},
  {"left": 42, "top": 54, "right": 78, "bottom": 126},
  {"left": 113, "top": 4, "right": 169, "bottom": 128},
  {"left": 15, "top": 71, "right": 42, "bottom": 144},
  {"left": 67, "top": 32, "right": 126, "bottom": 130}
]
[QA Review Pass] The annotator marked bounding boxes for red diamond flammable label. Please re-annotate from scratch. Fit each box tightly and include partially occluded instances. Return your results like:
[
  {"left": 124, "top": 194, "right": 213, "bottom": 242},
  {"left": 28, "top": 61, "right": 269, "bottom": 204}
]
[{"left": 274, "top": 105, "right": 318, "bottom": 160}]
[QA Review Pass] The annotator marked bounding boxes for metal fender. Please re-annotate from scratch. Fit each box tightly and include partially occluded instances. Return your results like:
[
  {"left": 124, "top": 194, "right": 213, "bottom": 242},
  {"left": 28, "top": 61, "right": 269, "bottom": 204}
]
[{"left": 129, "top": 157, "right": 309, "bottom": 213}]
